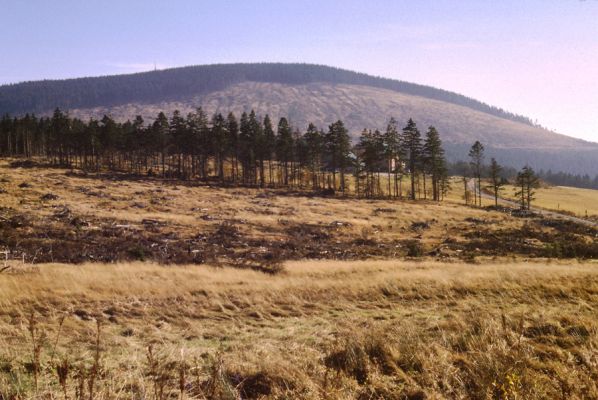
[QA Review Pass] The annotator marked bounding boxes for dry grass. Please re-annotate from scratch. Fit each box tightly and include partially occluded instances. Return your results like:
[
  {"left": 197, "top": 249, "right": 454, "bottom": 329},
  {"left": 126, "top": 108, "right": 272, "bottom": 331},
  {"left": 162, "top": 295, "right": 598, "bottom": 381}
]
[
  {"left": 1, "top": 160, "right": 597, "bottom": 398},
  {"left": 1, "top": 259, "right": 598, "bottom": 398},
  {"left": 1, "top": 159, "right": 541, "bottom": 265},
  {"left": 502, "top": 183, "right": 598, "bottom": 218}
]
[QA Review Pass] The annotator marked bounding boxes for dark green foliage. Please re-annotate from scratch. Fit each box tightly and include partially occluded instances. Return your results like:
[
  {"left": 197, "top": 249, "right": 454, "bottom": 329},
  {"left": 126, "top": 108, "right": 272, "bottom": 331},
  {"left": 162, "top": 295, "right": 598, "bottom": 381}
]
[
  {"left": 401, "top": 119, "right": 422, "bottom": 200},
  {"left": 423, "top": 126, "right": 447, "bottom": 201},
  {"left": 537, "top": 169, "right": 598, "bottom": 190},
  {"left": 0, "top": 106, "right": 454, "bottom": 201},
  {"left": 405, "top": 240, "right": 425, "bottom": 257},
  {"left": 488, "top": 158, "right": 505, "bottom": 206},
  {"left": 325, "top": 120, "right": 352, "bottom": 194},
  {"left": 355, "top": 129, "right": 384, "bottom": 198},
  {"left": 515, "top": 166, "right": 540, "bottom": 210},
  {"left": 468, "top": 141, "right": 485, "bottom": 207}
]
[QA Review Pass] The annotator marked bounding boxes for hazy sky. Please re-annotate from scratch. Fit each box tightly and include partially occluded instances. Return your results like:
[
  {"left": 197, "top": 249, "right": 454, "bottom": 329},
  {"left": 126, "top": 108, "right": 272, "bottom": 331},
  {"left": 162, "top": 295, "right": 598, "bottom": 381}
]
[{"left": 1, "top": 0, "right": 597, "bottom": 142}]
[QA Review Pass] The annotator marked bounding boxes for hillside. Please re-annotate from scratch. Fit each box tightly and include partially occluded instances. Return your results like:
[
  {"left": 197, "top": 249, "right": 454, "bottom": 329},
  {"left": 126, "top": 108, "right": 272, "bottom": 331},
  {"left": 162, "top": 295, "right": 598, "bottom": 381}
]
[{"left": 1, "top": 63, "right": 597, "bottom": 174}]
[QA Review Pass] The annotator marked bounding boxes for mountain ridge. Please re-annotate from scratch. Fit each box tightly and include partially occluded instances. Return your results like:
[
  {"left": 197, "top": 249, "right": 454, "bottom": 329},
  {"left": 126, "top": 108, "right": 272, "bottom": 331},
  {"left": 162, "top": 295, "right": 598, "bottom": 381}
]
[
  {"left": 1, "top": 63, "right": 596, "bottom": 175},
  {"left": 0, "top": 62, "right": 540, "bottom": 126}
]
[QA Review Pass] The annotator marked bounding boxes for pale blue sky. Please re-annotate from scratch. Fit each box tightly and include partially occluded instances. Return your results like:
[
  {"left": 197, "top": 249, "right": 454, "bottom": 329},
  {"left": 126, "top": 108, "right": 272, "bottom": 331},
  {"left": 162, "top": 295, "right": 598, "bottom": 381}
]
[{"left": 1, "top": 0, "right": 597, "bottom": 142}]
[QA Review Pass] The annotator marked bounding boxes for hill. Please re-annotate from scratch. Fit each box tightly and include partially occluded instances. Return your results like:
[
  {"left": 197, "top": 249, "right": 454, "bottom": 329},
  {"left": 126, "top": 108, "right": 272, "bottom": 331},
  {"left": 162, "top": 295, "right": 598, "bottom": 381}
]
[{"left": 1, "top": 63, "right": 597, "bottom": 174}]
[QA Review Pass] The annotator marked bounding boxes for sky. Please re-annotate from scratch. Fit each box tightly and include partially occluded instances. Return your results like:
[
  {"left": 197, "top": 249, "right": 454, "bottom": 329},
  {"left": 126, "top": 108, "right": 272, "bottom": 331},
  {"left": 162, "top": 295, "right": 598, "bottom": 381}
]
[{"left": 1, "top": 0, "right": 597, "bottom": 142}]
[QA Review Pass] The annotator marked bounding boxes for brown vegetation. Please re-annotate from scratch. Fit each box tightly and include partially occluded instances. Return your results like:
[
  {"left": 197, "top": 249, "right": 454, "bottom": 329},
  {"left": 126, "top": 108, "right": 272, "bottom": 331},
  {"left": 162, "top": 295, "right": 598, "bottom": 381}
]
[
  {"left": 1, "top": 160, "right": 597, "bottom": 398},
  {"left": 1, "top": 260, "right": 597, "bottom": 398},
  {"left": 1, "top": 161, "right": 596, "bottom": 272}
]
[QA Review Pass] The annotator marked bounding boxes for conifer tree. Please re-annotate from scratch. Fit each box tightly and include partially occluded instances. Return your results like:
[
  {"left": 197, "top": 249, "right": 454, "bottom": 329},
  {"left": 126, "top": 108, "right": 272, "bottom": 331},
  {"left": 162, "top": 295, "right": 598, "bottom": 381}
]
[
  {"left": 488, "top": 158, "right": 505, "bottom": 206},
  {"left": 515, "top": 165, "right": 540, "bottom": 210},
  {"left": 276, "top": 117, "right": 293, "bottom": 186},
  {"left": 423, "top": 126, "right": 446, "bottom": 201},
  {"left": 170, "top": 110, "right": 186, "bottom": 177},
  {"left": 357, "top": 129, "right": 384, "bottom": 197},
  {"left": 262, "top": 115, "right": 276, "bottom": 185},
  {"left": 468, "top": 140, "right": 485, "bottom": 206},
  {"left": 239, "top": 112, "right": 252, "bottom": 184},
  {"left": 401, "top": 118, "right": 422, "bottom": 200},
  {"left": 210, "top": 113, "right": 228, "bottom": 182},
  {"left": 0, "top": 107, "right": 468, "bottom": 201},
  {"left": 152, "top": 112, "right": 169, "bottom": 177},
  {"left": 325, "top": 120, "right": 351, "bottom": 194},
  {"left": 383, "top": 117, "right": 400, "bottom": 198},
  {"left": 303, "top": 123, "right": 323, "bottom": 190},
  {"left": 226, "top": 112, "right": 239, "bottom": 182}
]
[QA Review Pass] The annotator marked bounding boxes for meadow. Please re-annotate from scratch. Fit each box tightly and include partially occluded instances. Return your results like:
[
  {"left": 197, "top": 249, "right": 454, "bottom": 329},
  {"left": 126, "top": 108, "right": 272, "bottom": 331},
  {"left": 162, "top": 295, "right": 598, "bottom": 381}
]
[
  {"left": 500, "top": 184, "right": 598, "bottom": 219},
  {"left": 1, "top": 160, "right": 597, "bottom": 399},
  {"left": 1, "top": 260, "right": 598, "bottom": 399}
]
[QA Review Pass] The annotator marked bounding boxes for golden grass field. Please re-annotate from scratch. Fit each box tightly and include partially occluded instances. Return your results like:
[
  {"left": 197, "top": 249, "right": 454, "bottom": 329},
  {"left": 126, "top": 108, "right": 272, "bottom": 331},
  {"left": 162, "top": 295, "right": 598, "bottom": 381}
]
[
  {"left": 501, "top": 184, "right": 598, "bottom": 218},
  {"left": 1, "top": 260, "right": 598, "bottom": 399},
  {"left": 0, "top": 159, "right": 539, "bottom": 265},
  {"left": 1, "top": 160, "right": 597, "bottom": 399}
]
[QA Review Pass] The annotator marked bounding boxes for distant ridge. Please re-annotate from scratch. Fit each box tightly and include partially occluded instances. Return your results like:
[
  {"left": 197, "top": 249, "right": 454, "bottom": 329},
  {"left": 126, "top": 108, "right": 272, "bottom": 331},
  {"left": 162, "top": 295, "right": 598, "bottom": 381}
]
[
  {"left": 0, "top": 63, "right": 535, "bottom": 125},
  {"left": 1, "top": 63, "right": 596, "bottom": 175}
]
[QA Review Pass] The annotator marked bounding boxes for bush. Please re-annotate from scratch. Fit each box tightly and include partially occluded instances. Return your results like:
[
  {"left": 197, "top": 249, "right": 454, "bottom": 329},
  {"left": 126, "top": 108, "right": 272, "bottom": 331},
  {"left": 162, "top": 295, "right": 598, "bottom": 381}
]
[{"left": 405, "top": 240, "right": 425, "bottom": 257}]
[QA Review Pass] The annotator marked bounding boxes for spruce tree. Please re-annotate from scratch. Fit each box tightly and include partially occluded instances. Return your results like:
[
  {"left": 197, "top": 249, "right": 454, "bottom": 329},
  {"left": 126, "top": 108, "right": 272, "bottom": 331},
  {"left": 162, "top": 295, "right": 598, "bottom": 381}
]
[
  {"left": 488, "top": 158, "right": 505, "bottom": 207},
  {"left": 383, "top": 117, "right": 400, "bottom": 198},
  {"left": 423, "top": 126, "right": 446, "bottom": 201},
  {"left": 263, "top": 115, "right": 276, "bottom": 185},
  {"left": 515, "top": 165, "right": 540, "bottom": 210},
  {"left": 276, "top": 117, "right": 293, "bottom": 186},
  {"left": 401, "top": 118, "right": 422, "bottom": 200},
  {"left": 226, "top": 112, "right": 239, "bottom": 183},
  {"left": 303, "top": 123, "right": 323, "bottom": 190},
  {"left": 468, "top": 141, "right": 485, "bottom": 206},
  {"left": 210, "top": 113, "right": 228, "bottom": 182},
  {"left": 325, "top": 120, "right": 351, "bottom": 194},
  {"left": 239, "top": 112, "right": 252, "bottom": 184}
]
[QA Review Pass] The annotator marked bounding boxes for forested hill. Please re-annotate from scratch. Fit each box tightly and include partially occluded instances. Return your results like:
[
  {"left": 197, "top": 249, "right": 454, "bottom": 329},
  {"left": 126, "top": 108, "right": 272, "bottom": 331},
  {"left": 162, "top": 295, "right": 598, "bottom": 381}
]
[
  {"left": 2, "top": 63, "right": 597, "bottom": 175},
  {"left": 0, "top": 63, "right": 533, "bottom": 125}
]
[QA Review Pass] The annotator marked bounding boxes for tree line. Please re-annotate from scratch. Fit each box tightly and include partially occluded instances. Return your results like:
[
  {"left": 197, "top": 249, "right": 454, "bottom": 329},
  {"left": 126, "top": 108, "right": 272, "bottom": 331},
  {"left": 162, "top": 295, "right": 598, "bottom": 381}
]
[
  {"left": 0, "top": 109, "right": 449, "bottom": 200},
  {"left": 536, "top": 169, "right": 598, "bottom": 191},
  {"left": 462, "top": 141, "right": 540, "bottom": 210}
]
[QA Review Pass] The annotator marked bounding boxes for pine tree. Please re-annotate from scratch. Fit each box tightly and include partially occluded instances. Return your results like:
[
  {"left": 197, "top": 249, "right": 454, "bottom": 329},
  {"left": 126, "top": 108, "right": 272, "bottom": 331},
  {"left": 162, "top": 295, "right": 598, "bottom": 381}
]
[
  {"left": 262, "top": 115, "right": 276, "bottom": 185},
  {"left": 303, "top": 123, "right": 323, "bottom": 190},
  {"left": 239, "top": 112, "right": 252, "bottom": 184},
  {"left": 357, "top": 129, "right": 384, "bottom": 197},
  {"left": 488, "top": 158, "right": 505, "bottom": 207},
  {"left": 515, "top": 165, "right": 540, "bottom": 210},
  {"left": 423, "top": 126, "right": 446, "bottom": 201},
  {"left": 170, "top": 110, "right": 186, "bottom": 177},
  {"left": 325, "top": 120, "right": 351, "bottom": 194},
  {"left": 276, "top": 117, "right": 293, "bottom": 186},
  {"left": 210, "top": 113, "right": 228, "bottom": 182},
  {"left": 401, "top": 118, "right": 422, "bottom": 200},
  {"left": 226, "top": 112, "right": 239, "bottom": 183},
  {"left": 383, "top": 117, "right": 400, "bottom": 198},
  {"left": 468, "top": 141, "right": 485, "bottom": 206},
  {"left": 152, "top": 112, "right": 170, "bottom": 177},
  {"left": 0, "top": 107, "right": 497, "bottom": 201},
  {"left": 246, "top": 112, "right": 264, "bottom": 186}
]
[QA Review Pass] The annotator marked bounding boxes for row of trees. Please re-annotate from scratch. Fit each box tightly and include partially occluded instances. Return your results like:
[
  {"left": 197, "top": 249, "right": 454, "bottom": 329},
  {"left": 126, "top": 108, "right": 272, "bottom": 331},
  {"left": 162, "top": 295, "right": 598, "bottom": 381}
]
[
  {"left": 537, "top": 169, "right": 598, "bottom": 190},
  {"left": 465, "top": 140, "right": 540, "bottom": 209},
  {"left": 0, "top": 109, "right": 449, "bottom": 200}
]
